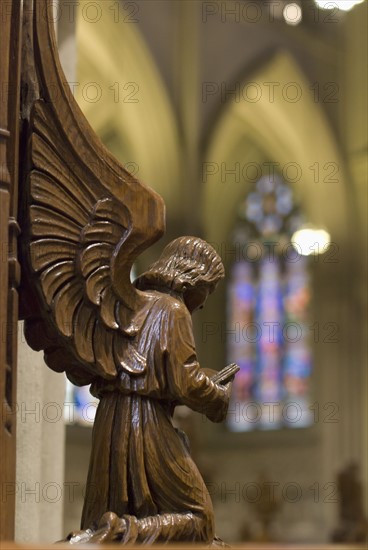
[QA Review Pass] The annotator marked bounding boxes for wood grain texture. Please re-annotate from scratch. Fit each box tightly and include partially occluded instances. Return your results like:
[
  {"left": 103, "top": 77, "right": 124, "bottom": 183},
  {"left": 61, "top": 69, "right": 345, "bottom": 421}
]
[{"left": 0, "top": 0, "right": 23, "bottom": 541}]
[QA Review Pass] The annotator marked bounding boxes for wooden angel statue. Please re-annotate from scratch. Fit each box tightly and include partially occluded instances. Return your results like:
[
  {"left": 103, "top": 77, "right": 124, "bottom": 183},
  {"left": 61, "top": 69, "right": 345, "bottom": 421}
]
[
  {"left": 73, "top": 237, "right": 235, "bottom": 545},
  {"left": 19, "top": 0, "right": 238, "bottom": 545}
]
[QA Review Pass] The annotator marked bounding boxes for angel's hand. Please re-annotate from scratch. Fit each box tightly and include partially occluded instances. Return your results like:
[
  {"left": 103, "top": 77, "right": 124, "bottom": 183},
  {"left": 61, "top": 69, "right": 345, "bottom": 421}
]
[
  {"left": 204, "top": 382, "right": 231, "bottom": 423},
  {"left": 202, "top": 367, "right": 218, "bottom": 378},
  {"left": 223, "top": 380, "right": 233, "bottom": 393}
]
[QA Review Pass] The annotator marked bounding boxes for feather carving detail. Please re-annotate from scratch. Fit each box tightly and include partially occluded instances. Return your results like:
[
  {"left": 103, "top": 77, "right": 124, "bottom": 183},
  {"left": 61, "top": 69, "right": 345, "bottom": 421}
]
[{"left": 22, "top": 1, "right": 165, "bottom": 384}]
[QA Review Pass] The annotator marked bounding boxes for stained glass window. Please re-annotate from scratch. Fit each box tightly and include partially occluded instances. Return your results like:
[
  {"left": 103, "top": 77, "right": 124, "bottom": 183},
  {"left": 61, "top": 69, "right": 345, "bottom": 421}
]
[{"left": 227, "top": 175, "right": 313, "bottom": 431}]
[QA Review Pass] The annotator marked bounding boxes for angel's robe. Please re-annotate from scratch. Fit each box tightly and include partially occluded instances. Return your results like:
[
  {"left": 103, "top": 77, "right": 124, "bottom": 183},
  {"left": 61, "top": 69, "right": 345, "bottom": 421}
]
[{"left": 80, "top": 290, "right": 229, "bottom": 544}]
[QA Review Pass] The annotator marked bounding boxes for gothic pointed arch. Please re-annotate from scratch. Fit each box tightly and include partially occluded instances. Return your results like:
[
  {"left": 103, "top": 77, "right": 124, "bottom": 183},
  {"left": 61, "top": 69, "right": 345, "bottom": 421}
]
[
  {"left": 202, "top": 51, "right": 351, "bottom": 246},
  {"left": 75, "top": 2, "right": 181, "bottom": 217}
]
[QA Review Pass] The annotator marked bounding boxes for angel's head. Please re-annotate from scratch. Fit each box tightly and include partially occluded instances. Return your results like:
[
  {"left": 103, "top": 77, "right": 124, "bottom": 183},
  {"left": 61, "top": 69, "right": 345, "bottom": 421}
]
[{"left": 135, "top": 236, "right": 225, "bottom": 312}]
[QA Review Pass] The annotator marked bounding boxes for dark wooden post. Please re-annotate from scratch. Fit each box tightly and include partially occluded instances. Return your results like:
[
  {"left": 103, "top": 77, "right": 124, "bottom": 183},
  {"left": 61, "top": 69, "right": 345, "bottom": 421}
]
[{"left": 0, "top": 0, "right": 23, "bottom": 541}]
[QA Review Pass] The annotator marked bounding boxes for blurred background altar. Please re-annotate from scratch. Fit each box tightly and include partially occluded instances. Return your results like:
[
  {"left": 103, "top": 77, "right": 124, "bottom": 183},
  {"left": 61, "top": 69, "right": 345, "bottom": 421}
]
[{"left": 15, "top": 0, "right": 367, "bottom": 545}]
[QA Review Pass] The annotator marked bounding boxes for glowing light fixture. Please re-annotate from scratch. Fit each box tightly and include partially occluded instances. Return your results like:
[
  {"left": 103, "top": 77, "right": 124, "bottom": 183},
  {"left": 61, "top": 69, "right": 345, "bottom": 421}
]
[
  {"left": 314, "top": 0, "right": 365, "bottom": 12},
  {"left": 283, "top": 3, "right": 303, "bottom": 25},
  {"left": 291, "top": 227, "right": 331, "bottom": 256}
]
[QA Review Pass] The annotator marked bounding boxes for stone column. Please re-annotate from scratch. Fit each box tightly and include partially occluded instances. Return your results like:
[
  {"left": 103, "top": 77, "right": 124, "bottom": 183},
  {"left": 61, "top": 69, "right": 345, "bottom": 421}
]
[
  {"left": 174, "top": 1, "right": 201, "bottom": 235},
  {"left": 341, "top": 2, "right": 368, "bottom": 510},
  {"left": 15, "top": 334, "right": 66, "bottom": 542},
  {"left": 319, "top": 1, "right": 368, "bottom": 536}
]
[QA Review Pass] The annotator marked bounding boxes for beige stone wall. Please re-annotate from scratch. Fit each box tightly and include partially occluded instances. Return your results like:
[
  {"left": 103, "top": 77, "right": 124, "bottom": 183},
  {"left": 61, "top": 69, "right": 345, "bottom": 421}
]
[{"left": 15, "top": 335, "right": 65, "bottom": 542}]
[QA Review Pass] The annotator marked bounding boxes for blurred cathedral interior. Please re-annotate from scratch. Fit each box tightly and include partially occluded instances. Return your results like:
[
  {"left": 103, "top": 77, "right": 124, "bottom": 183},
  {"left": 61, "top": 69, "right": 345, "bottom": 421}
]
[{"left": 15, "top": 0, "right": 367, "bottom": 545}]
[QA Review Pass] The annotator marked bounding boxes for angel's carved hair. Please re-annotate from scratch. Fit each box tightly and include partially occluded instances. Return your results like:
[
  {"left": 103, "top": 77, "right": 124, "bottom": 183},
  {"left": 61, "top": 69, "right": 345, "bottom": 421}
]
[{"left": 135, "top": 236, "right": 225, "bottom": 293}]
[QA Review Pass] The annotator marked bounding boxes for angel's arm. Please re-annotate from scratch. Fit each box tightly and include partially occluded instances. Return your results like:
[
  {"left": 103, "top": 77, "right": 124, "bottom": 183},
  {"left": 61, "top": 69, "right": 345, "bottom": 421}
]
[{"left": 164, "top": 308, "right": 230, "bottom": 423}]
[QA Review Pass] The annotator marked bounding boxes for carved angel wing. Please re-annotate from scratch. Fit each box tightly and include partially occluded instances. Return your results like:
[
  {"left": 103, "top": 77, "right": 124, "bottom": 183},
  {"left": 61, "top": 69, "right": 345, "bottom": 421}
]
[{"left": 20, "top": 0, "right": 165, "bottom": 384}]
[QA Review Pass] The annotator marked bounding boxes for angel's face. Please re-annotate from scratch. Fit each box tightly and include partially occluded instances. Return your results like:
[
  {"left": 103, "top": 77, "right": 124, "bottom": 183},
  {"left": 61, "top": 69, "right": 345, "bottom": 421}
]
[{"left": 183, "top": 284, "right": 214, "bottom": 314}]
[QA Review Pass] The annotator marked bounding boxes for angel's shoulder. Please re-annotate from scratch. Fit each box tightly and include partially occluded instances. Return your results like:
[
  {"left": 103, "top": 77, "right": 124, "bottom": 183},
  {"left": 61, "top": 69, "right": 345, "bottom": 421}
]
[{"left": 149, "top": 291, "right": 189, "bottom": 318}]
